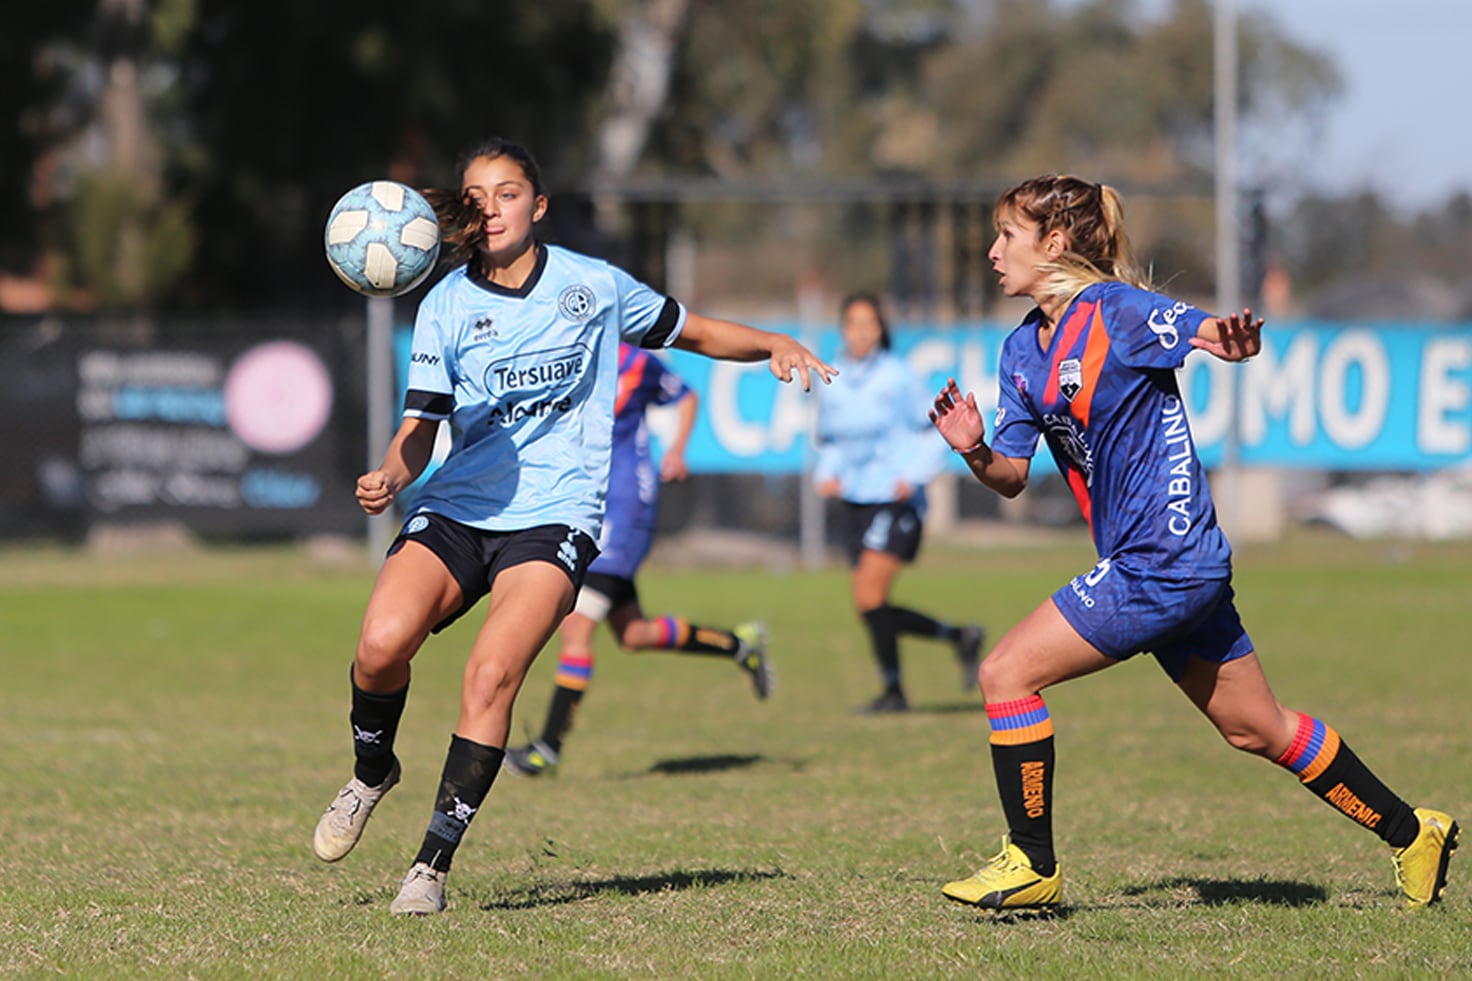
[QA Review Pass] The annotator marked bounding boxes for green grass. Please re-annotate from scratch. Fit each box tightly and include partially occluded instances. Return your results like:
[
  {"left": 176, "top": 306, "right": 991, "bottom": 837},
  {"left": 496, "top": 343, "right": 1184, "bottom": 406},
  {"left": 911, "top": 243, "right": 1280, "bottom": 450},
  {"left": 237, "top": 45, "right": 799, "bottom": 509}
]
[{"left": 3, "top": 532, "right": 1470, "bottom": 978}]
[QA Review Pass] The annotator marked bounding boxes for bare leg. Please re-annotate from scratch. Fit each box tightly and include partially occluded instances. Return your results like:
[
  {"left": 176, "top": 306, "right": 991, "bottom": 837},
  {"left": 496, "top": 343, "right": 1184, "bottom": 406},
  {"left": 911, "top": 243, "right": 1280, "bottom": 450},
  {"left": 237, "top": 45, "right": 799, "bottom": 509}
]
[
  {"left": 1173, "top": 652, "right": 1298, "bottom": 758},
  {"left": 354, "top": 541, "right": 464, "bottom": 692},
  {"left": 456, "top": 560, "right": 577, "bottom": 747}
]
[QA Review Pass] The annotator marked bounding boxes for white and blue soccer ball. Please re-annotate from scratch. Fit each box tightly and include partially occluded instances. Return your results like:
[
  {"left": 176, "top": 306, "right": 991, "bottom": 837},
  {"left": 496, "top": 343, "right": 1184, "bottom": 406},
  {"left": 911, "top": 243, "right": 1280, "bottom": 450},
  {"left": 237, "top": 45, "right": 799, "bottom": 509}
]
[{"left": 324, "top": 180, "right": 441, "bottom": 297}]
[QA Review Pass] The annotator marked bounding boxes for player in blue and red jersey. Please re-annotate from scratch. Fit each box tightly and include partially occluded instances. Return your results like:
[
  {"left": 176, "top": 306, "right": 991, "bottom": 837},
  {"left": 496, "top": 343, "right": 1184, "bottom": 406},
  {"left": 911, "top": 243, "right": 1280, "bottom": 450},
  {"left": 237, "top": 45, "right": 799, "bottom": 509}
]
[
  {"left": 502, "top": 342, "right": 772, "bottom": 777},
  {"left": 310, "top": 138, "right": 832, "bottom": 916},
  {"left": 929, "top": 174, "right": 1456, "bottom": 911}
]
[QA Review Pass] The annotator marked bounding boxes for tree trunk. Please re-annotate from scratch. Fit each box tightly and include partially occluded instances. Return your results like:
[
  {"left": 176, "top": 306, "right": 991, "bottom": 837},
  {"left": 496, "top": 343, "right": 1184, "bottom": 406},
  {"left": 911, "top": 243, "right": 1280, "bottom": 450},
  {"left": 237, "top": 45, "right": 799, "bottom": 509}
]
[{"left": 592, "top": 0, "right": 690, "bottom": 225}]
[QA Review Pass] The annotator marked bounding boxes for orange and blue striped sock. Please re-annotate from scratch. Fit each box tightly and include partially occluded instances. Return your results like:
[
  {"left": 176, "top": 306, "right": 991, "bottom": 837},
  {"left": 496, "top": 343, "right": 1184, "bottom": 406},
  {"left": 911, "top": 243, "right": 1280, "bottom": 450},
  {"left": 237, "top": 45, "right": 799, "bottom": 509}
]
[
  {"left": 540, "top": 651, "right": 594, "bottom": 752},
  {"left": 649, "top": 615, "right": 739, "bottom": 657},
  {"left": 1275, "top": 712, "right": 1418, "bottom": 847},
  {"left": 986, "top": 695, "right": 1057, "bottom": 874}
]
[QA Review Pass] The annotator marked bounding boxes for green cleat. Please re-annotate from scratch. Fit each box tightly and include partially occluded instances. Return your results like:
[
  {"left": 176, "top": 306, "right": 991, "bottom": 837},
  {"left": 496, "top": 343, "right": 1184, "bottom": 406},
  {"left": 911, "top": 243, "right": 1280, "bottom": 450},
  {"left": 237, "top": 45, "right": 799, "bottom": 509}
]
[
  {"left": 733, "top": 622, "right": 773, "bottom": 700},
  {"left": 1393, "top": 807, "right": 1459, "bottom": 907},
  {"left": 502, "top": 740, "right": 559, "bottom": 777},
  {"left": 943, "top": 838, "right": 1061, "bottom": 910}
]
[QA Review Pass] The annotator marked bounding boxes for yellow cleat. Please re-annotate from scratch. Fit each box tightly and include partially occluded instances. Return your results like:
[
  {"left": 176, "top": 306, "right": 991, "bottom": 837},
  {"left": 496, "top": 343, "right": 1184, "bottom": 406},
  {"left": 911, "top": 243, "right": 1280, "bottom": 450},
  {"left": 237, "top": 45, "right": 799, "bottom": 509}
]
[
  {"left": 1392, "top": 807, "right": 1459, "bottom": 907},
  {"left": 943, "top": 838, "right": 1061, "bottom": 910},
  {"left": 732, "top": 622, "right": 773, "bottom": 700}
]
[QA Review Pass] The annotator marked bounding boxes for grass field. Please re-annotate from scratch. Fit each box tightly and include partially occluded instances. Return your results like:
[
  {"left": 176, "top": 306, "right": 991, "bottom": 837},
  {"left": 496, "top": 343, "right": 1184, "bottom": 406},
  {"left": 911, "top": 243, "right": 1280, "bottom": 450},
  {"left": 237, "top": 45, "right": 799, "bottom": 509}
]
[{"left": 3, "top": 531, "right": 1470, "bottom": 979}]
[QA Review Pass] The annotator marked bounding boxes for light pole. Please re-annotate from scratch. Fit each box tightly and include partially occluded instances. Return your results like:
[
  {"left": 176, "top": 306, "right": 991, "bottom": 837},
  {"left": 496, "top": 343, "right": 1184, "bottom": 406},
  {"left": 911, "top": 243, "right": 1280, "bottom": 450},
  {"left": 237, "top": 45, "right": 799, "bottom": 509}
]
[
  {"left": 366, "top": 295, "right": 395, "bottom": 562},
  {"left": 1214, "top": 0, "right": 1243, "bottom": 529}
]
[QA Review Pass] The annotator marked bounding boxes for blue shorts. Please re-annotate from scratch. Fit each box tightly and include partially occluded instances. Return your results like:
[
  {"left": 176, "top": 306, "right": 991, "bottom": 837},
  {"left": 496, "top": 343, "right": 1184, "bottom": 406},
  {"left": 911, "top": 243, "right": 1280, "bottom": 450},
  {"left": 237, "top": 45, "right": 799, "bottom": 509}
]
[
  {"left": 1051, "top": 558, "right": 1254, "bottom": 681},
  {"left": 589, "top": 496, "right": 656, "bottom": 581}
]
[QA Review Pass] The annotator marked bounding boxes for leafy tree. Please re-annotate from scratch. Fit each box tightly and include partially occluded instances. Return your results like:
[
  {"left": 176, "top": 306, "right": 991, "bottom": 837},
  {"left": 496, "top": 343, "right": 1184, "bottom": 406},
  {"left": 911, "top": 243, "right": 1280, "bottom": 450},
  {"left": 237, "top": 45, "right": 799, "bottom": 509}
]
[
  {"left": 173, "top": 0, "right": 614, "bottom": 308},
  {"left": 13, "top": 0, "right": 1467, "bottom": 314},
  {"left": 0, "top": 1, "right": 93, "bottom": 275}
]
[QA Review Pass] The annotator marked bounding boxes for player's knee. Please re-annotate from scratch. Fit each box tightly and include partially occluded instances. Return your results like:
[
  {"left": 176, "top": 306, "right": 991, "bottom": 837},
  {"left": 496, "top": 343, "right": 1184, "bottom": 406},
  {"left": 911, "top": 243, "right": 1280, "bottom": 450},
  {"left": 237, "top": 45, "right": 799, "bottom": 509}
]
[
  {"left": 356, "top": 615, "right": 419, "bottom": 679},
  {"left": 464, "top": 658, "right": 522, "bottom": 708},
  {"left": 609, "top": 621, "right": 638, "bottom": 650},
  {"left": 1217, "top": 721, "right": 1275, "bottom": 756},
  {"left": 974, "top": 650, "right": 1015, "bottom": 701},
  {"left": 974, "top": 638, "right": 1038, "bottom": 702}
]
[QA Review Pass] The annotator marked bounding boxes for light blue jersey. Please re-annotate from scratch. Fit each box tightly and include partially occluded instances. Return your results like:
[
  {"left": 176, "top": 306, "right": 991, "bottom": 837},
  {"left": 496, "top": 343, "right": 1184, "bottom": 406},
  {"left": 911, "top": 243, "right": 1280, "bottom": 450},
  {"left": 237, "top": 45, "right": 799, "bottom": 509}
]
[
  {"left": 814, "top": 349, "right": 946, "bottom": 508},
  {"left": 401, "top": 244, "right": 686, "bottom": 540}
]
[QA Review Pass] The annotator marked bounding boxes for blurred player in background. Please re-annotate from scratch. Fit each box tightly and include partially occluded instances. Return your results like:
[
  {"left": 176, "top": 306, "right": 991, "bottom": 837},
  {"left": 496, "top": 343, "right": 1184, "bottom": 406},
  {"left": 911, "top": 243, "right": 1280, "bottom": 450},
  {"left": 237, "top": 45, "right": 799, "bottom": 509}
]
[
  {"left": 815, "top": 292, "right": 986, "bottom": 714},
  {"left": 311, "top": 137, "right": 833, "bottom": 916},
  {"left": 930, "top": 173, "right": 1457, "bottom": 911},
  {"left": 502, "top": 341, "right": 772, "bottom": 778}
]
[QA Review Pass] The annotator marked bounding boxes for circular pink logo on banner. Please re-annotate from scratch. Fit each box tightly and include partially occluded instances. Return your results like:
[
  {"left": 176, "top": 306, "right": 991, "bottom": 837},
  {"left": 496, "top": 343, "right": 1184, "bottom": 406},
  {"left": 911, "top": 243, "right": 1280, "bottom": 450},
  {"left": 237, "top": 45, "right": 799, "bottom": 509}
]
[{"left": 224, "top": 340, "right": 334, "bottom": 454}]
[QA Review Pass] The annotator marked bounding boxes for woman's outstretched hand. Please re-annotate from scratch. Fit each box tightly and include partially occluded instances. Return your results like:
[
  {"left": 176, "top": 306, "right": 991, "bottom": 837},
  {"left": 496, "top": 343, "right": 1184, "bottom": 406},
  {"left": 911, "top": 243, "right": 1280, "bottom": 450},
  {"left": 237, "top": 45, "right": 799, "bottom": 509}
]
[
  {"left": 930, "top": 378, "right": 985, "bottom": 452},
  {"left": 1190, "top": 308, "right": 1264, "bottom": 362}
]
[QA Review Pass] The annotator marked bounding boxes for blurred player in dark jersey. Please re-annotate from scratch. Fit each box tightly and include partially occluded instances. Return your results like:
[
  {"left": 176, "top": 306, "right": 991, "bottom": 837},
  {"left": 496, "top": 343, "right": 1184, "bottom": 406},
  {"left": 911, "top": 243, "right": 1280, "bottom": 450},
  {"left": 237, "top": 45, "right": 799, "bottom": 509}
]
[{"left": 503, "top": 343, "right": 771, "bottom": 777}]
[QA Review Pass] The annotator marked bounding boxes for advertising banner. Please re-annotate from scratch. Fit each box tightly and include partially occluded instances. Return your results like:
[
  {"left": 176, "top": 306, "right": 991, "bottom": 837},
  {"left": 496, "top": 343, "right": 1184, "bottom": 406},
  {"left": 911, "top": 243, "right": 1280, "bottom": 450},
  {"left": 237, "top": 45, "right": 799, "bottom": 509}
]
[
  {"left": 604, "top": 323, "right": 1472, "bottom": 473},
  {"left": 76, "top": 335, "right": 360, "bottom": 534}
]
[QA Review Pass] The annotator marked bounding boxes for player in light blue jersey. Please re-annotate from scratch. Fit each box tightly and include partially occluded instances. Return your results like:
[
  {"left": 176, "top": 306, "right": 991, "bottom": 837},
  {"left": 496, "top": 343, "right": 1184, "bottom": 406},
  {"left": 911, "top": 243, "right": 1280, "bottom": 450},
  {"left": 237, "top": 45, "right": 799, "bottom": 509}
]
[
  {"left": 311, "top": 138, "right": 834, "bottom": 916},
  {"left": 502, "top": 343, "right": 773, "bottom": 778},
  {"left": 814, "top": 293, "right": 985, "bottom": 714},
  {"left": 927, "top": 174, "right": 1456, "bottom": 912}
]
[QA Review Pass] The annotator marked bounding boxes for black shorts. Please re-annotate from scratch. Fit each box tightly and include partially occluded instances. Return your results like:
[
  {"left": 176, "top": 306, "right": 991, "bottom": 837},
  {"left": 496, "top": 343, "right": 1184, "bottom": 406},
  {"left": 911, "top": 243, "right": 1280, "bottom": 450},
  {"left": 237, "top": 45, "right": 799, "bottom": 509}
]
[
  {"left": 840, "top": 500, "right": 924, "bottom": 566},
  {"left": 388, "top": 512, "right": 599, "bottom": 633},
  {"left": 573, "top": 571, "right": 640, "bottom": 623}
]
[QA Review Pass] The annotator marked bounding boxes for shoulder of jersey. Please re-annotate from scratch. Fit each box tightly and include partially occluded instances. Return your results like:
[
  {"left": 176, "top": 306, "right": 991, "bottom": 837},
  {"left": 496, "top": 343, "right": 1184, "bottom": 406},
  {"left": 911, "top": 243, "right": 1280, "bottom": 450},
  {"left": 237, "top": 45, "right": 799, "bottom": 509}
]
[
  {"left": 421, "top": 263, "right": 470, "bottom": 303},
  {"left": 545, "top": 243, "right": 617, "bottom": 276}
]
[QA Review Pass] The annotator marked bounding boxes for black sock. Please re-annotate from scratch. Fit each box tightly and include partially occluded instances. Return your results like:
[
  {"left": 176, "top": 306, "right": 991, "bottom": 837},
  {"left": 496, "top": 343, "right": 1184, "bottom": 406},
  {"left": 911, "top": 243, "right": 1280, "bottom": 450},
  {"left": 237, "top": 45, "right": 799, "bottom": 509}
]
[
  {"left": 413, "top": 735, "right": 504, "bottom": 873},
  {"left": 888, "top": 604, "right": 957, "bottom": 641},
  {"left": 678, "top": 623, "right": 740, "bottom": 656},
  {"left": 862, "top": 606, "right": 902, "bottom": 693},
  {"left": 350, "top": 669, "right": 407, "bottom": 786},
  {"left": 649, "top": 616, "right": 740, "bottom": 657},
  {"left": 540, "top": 685, "right": 584, "bottom": 753},
  {"left": 987, "top": 695, "right": 1057, "bottom": 875},
  {"left": 1276, "top": 714, "right": 1419, "bottom": 848}
]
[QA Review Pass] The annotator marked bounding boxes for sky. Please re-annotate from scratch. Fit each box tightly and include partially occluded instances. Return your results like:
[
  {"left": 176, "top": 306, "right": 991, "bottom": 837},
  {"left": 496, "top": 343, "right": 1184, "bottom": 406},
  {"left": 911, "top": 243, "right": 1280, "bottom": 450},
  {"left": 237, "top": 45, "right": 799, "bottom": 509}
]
[{"left": 1236, "top": 0, "right": 1470, "bottom": 212}]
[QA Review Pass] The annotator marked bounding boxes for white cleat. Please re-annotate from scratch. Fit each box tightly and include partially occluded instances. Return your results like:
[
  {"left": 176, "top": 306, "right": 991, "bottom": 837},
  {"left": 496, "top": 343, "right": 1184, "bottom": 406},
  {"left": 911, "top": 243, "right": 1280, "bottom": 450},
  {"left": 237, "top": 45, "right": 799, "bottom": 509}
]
[
  {"left": 312, "top": 758, "right": 400, "bottom": 862},
  {"left": 389, "top": 862, "right": 448, "bottom": 916}
]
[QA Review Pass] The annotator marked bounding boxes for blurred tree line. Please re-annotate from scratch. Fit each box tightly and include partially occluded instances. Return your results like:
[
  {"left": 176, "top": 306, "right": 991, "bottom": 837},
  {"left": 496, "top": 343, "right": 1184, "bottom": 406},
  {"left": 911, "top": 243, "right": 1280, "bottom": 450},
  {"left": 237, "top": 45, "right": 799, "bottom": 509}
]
[{"left": 3, "top": 0, "right": 1469, "bottom": 317}]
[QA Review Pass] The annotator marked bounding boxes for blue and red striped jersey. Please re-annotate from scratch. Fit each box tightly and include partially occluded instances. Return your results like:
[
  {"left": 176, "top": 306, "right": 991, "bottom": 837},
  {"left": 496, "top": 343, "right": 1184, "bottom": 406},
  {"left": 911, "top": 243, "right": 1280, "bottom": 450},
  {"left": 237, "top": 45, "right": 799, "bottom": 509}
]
[{"left": 990, "top": 281, "right": 1232, "bottom": 578}]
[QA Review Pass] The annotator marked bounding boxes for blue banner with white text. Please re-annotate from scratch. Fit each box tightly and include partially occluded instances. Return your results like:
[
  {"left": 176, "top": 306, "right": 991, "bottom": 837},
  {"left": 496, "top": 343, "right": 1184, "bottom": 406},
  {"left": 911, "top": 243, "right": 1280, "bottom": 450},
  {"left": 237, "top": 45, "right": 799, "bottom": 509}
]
[{"left": 396, "top": 323, "right": 1472, "bottom": 473}]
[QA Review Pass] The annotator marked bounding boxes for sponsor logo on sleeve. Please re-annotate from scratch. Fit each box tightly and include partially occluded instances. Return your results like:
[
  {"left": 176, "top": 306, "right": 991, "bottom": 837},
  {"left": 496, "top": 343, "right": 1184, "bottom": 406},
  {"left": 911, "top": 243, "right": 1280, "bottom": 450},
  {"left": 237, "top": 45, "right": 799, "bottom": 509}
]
[{"left": 1147, "top": 301, "right": 1190, "bottom": 349}]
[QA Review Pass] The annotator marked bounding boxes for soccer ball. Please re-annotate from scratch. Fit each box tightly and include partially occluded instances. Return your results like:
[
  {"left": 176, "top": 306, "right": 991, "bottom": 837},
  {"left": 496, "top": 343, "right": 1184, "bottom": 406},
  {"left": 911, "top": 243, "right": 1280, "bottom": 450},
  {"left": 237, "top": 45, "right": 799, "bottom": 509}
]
[{"left": 324, "top": 181, "right": 441, "bottom": 297}]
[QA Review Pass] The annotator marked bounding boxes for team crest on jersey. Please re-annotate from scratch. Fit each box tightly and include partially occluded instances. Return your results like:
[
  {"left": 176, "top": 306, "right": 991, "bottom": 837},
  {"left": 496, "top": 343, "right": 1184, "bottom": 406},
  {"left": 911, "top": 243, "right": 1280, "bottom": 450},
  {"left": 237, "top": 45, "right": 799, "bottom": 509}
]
[
  {"left": 1058, "top": 358, "right": 1082, "bottom": 401},
  {"left": 557, "top": 284, "right": 596, "bottom": 322}
]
